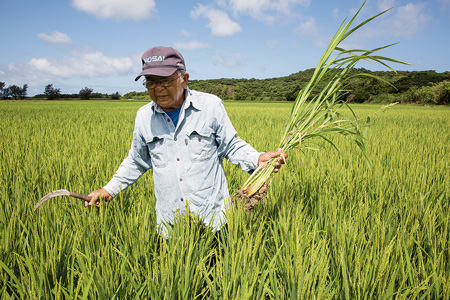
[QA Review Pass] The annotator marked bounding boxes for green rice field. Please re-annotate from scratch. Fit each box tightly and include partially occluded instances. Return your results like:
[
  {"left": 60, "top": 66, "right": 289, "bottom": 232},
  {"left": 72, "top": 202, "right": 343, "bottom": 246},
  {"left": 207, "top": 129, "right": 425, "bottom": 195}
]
[{"left": 0, "top": 100, "right": 449, "bottom": 299}]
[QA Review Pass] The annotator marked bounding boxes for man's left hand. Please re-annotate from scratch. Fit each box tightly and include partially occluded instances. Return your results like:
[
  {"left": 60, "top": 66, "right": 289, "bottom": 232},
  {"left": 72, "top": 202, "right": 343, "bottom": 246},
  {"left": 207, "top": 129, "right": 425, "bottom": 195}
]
[{"left": 258, "top": 148, "right": 288, "bottom": 173}]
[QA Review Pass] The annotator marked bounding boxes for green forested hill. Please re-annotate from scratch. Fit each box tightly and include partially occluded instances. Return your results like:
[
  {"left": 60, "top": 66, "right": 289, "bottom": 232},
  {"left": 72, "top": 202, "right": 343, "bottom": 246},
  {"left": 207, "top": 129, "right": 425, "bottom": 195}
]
[{"left": 125, "top": 69, "right": 450, "bottom": 105}]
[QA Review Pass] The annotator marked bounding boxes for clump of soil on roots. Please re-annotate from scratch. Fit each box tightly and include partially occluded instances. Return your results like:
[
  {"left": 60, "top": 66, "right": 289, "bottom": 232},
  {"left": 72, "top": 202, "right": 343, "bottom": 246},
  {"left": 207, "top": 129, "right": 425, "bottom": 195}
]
[{"left": 232, "top": 182, "right": 268, "bottom": 212}]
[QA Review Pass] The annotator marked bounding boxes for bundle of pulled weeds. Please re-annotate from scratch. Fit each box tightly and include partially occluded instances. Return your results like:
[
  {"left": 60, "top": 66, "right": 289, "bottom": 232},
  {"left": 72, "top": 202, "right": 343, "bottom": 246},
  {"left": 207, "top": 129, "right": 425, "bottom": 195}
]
[{"left": 233, "top": 0, "right": 409, "bottom": 212}]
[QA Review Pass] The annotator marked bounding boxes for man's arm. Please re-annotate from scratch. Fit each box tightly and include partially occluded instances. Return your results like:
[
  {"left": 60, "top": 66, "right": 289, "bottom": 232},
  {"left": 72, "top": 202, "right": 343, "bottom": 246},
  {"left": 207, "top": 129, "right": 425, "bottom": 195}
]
[
  {"left": 214, "top": 100, "right": 287, "bottom": 172},
  {"left": 86, "top": 114, "right": 152, "bottom": 206}
]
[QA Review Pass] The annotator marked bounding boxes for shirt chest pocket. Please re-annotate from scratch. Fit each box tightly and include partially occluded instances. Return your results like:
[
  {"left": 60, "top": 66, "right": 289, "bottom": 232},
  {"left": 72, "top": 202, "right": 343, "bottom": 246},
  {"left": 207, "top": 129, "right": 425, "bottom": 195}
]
[
  {"left": 146, "top": 137, "right": 168, "bottom": 168},
  {"left": 186, "top": 129, "right": 216, "bottom": 162}
]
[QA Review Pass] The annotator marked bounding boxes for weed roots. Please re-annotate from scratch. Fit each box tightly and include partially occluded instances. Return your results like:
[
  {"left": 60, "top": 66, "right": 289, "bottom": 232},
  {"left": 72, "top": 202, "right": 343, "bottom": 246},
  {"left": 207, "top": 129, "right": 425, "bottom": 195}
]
[{"left": 232, "top": 182, "right": 268, "bottom": 212}]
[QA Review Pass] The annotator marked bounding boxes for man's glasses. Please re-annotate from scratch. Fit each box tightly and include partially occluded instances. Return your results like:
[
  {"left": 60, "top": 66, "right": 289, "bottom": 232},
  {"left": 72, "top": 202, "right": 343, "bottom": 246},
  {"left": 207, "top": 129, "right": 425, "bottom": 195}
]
[{"left": 143, "top": 75, "right": 182, "bottom": 89}]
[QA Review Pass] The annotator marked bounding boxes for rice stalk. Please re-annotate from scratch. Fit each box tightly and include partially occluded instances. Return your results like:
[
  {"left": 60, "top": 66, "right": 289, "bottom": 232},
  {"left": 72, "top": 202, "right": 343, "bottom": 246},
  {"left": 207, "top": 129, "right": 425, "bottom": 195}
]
[{"left": 233, "top": 0, "right": 410, "bottom": 209}]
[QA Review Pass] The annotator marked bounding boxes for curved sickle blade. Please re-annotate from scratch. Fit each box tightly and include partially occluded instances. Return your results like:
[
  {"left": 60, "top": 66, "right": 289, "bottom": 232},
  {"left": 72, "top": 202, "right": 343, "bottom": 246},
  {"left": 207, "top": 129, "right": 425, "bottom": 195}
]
[{"left": 33, "top": 189, "right": 92, "bottom": 211}]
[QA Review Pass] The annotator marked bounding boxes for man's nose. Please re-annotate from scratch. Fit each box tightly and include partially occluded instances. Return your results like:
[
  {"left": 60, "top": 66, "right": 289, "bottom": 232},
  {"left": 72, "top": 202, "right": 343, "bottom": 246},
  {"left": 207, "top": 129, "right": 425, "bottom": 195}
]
[{"left": 154, "top": 82, "right": 164, "bottom": 90}]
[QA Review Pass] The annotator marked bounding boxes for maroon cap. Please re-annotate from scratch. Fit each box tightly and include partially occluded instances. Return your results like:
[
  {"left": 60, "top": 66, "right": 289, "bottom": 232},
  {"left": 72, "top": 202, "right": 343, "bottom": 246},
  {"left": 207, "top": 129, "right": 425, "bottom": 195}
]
[{"left": 135, "top": 46, "right": 186, "bottom": 81}]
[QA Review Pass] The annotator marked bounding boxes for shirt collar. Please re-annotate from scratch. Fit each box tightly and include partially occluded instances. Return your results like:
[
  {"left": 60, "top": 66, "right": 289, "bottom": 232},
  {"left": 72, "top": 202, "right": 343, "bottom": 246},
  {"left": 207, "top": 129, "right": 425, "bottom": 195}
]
[{"left": 184, "top": 87, "right": 201, "bottom": 111}]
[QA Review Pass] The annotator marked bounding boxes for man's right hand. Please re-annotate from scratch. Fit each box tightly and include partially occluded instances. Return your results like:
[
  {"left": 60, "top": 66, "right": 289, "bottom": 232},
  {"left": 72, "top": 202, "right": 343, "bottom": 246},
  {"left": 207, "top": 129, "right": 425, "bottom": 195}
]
[{"left": 86, "top": 188, "right": 113, "bottom": 207}]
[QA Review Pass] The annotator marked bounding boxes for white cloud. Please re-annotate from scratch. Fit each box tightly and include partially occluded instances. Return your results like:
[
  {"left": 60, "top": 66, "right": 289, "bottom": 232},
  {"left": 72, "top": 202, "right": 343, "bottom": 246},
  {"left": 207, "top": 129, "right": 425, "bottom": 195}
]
[
  {"left": 336, "top": 39, "right": 364, "bottom": 51},
  {"left": 174, "top": 40, "right": 210, "bottom": 50},
  {"left": 331, "top": 8, "right": 339, "bottom": 19},
  {"left": 222, "top": 0, "right": 310, "bottom": 23},
  {"left": 329, "top": 2, "right": 430, "bottom": 52},
  {"left": 7, "top": 52, "right": 134, "bottom": 80},
  {"left": 37, "top": 31, "right": 72, "bottom": 44},
  {"left": 225, "top": 0, "right": 272, "bottom": 22},
  {"left": 180, "top": 29, "right": 191, "bottom": 37},
  {"left": 211, "top": 51, "right": 245, "bottom": 68},
  {"left": 390, "top": 3, "right": 431, "bottom": 39},
  {"left": 274, "top": 0, "right": 311, "bottom": 14},
  {"left": 72, "top": 0, "right": 156, "bottom": 21},
  {"left": 295, "top": 17, "right": 326, "bottom": 47},
  {"left": 295, "top": 17, "right": 318, "bottom": 35},
  {"left": 191, "top": 4, "right": 242, "bottom": 36},
  {"left": 377, "top": 0, "right": 395, "bottom": 12}
]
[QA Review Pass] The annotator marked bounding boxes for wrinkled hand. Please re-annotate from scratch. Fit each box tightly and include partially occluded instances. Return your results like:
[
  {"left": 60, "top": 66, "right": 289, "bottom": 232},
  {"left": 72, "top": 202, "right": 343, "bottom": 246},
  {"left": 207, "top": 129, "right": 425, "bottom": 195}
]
[
  {"left": 258, "top": 148, "right": 288, "bottom": 173},
  {"left": 85, "top": 188, "right": 113, "bottom": 207}
]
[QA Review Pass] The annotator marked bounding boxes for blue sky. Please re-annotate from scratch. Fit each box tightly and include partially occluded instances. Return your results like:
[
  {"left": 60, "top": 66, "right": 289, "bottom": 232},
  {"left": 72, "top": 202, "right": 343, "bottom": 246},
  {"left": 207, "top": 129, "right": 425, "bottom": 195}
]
[{"left": 1, "top": 0, "right": 449, "bottom": 96}]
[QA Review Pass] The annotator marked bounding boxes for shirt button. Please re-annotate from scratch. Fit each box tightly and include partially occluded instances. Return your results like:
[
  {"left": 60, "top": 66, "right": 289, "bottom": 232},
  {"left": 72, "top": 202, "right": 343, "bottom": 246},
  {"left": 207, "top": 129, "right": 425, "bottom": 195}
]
[
  {"left": 180, "top": 198, "right": 184, "bottom": 201},
  {"left": 167, "top": 119, "right": 170, "bottom": 122},
  {"left": 174, "top": 137, "right": 177, "bottom": 141},
  {"left": 177, "top": 158, "right": 180, "bottom": 161},
  {"left": 179, "top": 178, "right": 183, "bottom": 181}
]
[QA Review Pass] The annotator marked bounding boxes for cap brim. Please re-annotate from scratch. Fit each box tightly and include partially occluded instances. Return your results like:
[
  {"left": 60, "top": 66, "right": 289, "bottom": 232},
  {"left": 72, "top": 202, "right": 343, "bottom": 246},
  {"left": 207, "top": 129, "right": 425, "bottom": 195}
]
[{"left": 135, "top": 67, "right": 180, "bottom": 81}]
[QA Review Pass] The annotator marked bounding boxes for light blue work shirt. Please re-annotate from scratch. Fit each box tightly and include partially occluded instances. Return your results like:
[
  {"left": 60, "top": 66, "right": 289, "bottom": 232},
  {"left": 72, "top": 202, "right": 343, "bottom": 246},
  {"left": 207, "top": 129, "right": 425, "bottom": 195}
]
[{"left": 104, "top": 88, "right": 260, "bottom": 235}]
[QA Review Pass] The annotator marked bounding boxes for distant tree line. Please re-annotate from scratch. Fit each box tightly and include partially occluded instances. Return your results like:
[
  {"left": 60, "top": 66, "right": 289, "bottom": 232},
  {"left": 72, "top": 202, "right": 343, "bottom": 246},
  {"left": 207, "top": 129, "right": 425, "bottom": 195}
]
[
  {"left": 0, "top": 82, "right": 28, "bottom": 99},
  {"left": 188, "top": 69, "right": 450, "bottom": 105},
  {"left": 0, "top": 82, "right": 121, "bottom": 100},
  {"left": 122, "top": 69, "right": 450, "bottom": 105},
  {"left": 33, "top": 84, "right": 121, "bottom": 100},
  {"left": 2, "top": 69, "right": 450, "bottom": 105}
]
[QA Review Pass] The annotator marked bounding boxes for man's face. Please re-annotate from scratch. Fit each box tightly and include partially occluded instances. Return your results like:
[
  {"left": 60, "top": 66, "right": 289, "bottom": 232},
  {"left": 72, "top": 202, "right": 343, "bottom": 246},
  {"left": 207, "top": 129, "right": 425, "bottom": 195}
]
[{"left": 145, "top": 71, "right": 189, "bottom": 111}]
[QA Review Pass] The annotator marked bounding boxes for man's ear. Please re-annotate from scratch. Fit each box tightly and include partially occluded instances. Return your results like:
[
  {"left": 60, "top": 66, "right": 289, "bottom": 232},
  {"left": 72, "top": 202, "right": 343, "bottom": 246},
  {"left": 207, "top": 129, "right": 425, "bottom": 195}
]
[{"left": 183, "top": 73, "right": 189, "bottom": 89}]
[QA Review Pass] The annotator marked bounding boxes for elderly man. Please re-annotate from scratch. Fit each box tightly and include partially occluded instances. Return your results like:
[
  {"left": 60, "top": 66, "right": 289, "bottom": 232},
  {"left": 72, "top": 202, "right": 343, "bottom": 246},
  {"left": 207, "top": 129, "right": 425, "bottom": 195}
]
[{"left": 87, "top": 46, "right": 286, "bottom": 236}]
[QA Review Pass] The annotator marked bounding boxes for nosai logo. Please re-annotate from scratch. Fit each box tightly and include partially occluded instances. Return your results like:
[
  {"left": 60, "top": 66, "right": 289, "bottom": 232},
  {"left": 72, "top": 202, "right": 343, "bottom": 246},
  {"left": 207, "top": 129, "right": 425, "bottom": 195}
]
[{"left": 143, "top": 56, "right": 165, "bottom": 63}]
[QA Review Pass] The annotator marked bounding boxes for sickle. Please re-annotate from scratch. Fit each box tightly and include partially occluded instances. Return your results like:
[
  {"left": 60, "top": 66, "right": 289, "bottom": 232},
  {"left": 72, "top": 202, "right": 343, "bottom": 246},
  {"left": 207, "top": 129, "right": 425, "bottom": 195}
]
[{"left": 33, "top": 189, "right": 92, "bottom": 211}]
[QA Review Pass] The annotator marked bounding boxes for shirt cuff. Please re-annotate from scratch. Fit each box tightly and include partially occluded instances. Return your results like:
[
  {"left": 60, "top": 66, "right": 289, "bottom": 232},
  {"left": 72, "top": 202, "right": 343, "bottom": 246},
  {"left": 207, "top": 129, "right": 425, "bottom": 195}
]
[
  {"left": 103, "top": 180, "right": 122, "bottom": 198},
  {"left": 247, "top": 151, "right": 263, "bottom": 173}
]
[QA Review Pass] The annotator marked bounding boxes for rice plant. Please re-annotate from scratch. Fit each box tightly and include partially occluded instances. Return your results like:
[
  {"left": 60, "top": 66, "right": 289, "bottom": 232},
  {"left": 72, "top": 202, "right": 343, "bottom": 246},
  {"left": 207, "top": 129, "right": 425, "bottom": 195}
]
[
  {"left": 0, "top": 100, "right": 449, "bottom": 299},
  {"left": 233, "top": 0, "right": 409, "bottom": 207}
]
